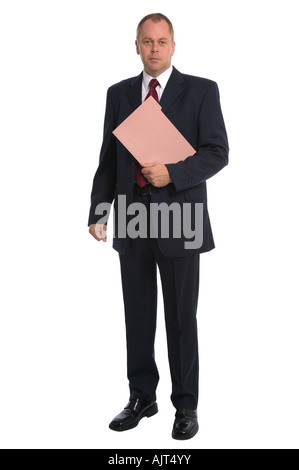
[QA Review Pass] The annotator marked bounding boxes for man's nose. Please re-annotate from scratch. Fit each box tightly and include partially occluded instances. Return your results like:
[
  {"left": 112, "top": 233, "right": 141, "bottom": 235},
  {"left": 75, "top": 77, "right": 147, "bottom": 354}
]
[{"left": 151, "top": 42, "right": 159, "bottom": 52}]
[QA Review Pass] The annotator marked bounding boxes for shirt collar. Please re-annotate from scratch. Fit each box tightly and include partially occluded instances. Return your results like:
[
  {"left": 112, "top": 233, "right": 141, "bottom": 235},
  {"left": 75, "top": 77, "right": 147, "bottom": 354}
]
[{"left": 142, "top": 65, "right": 173, "bottom": 91}]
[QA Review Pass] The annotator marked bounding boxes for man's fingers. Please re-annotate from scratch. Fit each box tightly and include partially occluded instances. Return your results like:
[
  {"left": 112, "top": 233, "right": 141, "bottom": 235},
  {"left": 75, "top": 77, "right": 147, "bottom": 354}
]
[
  {"left": 96, "top": 224, "right": 107, "bottom": 241},
  {"left": 89, "top": 224, "right": 107, "bottom": 242},
  {"left": 142, "top": 162, "right": 159, "bottom": 168}
]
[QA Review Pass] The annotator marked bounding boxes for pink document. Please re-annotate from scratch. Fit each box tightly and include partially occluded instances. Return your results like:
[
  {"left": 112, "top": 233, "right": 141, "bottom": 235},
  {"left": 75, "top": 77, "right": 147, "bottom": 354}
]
[{"left": 112, "top": 96, "right": 196, "bottom": 165}]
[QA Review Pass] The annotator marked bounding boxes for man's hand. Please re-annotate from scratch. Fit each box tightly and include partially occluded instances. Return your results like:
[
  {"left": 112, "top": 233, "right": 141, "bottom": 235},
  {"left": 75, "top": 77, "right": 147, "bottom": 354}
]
[
  {"left": 89, "top": 224, "right": 107, "bottom": 242},
  {"left": 141, "top": 162, "right": 172, "bottom": 187}
]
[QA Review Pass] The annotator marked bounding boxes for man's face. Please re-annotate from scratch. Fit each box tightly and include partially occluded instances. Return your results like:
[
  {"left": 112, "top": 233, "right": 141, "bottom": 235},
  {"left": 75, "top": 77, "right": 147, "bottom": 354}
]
[{"left": 135, "top": 19, "right": 175, "bottom": 77}]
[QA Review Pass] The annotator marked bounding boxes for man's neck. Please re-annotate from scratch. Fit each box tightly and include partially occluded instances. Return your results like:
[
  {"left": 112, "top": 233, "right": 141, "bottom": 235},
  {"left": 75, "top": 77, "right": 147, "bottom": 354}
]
[{"left": 144, "top": 64, "right": 172, "bottom": 78}]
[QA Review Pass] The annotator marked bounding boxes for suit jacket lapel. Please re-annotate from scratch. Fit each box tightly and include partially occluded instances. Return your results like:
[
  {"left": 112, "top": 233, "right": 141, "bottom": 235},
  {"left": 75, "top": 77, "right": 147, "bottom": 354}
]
[
  {"left": 126, "top": 72, "right": 143, "bottom": 112},
  {"left": 159, "top": 67, "right": 185, "bottom": 113}
]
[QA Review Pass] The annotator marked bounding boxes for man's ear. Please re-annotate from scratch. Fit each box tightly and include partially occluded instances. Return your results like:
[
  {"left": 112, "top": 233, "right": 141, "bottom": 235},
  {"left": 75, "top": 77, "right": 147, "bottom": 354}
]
[
  {"left": 172, "top": 41, "right": 176, "bottom": 57},
  {"left": 135, "top": 40, "right": 140, "bottom": 55}
]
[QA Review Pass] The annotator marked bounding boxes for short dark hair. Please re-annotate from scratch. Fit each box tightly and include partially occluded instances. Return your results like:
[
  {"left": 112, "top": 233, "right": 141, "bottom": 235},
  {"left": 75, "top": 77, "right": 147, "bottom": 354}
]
[{"left": 136, "top": 13, "right": 174, "bottom": 42}]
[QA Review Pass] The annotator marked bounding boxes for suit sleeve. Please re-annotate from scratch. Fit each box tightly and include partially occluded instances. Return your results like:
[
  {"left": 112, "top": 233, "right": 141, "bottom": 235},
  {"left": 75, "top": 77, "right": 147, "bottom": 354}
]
[
  {"left": 166, "top": 81, "right": 229, "bottom": 191},
  {"left": 88, "top": 89, "right": 117, "bottom": 226}
]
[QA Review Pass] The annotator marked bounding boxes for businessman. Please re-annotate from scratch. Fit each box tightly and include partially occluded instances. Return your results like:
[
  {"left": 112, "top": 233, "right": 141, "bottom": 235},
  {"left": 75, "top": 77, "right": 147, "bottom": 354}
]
[{"left": 88, "top": 13, "right": 229, "bottom": 440}]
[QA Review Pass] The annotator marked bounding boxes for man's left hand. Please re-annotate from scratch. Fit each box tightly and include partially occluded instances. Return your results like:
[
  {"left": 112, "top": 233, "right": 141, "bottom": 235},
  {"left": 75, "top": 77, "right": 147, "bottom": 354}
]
[{"left": 141, "top": 162, "right": 172, "bottom": 187}]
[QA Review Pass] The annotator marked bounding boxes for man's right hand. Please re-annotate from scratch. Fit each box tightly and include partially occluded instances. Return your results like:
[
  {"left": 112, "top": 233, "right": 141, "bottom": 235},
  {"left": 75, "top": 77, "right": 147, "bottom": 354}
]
[{"left": 89, "top": 224, "right": 107, "bottom": 242}]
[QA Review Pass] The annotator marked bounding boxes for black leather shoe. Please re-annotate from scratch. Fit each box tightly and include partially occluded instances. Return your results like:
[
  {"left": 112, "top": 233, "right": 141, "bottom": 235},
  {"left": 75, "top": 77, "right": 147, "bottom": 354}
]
[
  {"left": 109, "top": 398, "right": 158, "bottom": 432},
  {"left": 172, "top": 409, "right": 198, "bottom": 440}
]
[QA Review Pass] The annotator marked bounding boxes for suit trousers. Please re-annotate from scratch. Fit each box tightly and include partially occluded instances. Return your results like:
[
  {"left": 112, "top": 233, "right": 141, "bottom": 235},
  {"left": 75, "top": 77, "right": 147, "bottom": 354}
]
[{"left": 118, "top": 191, "right": 200, "bottom": 410}]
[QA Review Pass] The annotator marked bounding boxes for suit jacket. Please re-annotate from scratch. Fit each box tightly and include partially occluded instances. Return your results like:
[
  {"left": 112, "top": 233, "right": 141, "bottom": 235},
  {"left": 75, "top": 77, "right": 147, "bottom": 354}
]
[{"left": 88, "top": 67, "right": 229, "bottom": 257}]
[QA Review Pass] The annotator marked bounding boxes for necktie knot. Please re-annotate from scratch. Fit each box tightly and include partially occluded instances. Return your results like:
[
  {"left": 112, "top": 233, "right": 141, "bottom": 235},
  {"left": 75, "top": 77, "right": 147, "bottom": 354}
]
[
  {"left": 149, "top": 78, "right": 159, "bottom": 91},
  {"left": 145, "top": 78, "right": 160, "bottom": 103}
]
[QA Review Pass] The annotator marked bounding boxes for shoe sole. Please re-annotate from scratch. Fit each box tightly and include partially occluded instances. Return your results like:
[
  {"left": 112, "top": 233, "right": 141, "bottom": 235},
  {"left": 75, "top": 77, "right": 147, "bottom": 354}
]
[
  {"left": 172, "top": 423, "right": 199, "bottom": 440},
  {"left": 109, "top": 403, "right": 158, "bottom": 432}
]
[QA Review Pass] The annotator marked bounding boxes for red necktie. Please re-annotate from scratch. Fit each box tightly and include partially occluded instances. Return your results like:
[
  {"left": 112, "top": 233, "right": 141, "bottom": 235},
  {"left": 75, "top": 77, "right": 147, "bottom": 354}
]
[{"left": 135, "top": 79, "right": 160, "bottom": 187}]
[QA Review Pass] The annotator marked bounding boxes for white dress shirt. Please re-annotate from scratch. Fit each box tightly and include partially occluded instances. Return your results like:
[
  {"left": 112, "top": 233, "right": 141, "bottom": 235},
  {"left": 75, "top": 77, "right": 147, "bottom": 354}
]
[{"left": 142, "top": 66, "right": 173, "bottom": 102}]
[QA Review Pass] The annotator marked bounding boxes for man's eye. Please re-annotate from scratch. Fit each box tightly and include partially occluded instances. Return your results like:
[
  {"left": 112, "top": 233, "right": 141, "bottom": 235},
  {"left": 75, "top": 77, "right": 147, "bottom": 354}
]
[{"left": 160, "top": 41, "right": 166, "bottom": 45}]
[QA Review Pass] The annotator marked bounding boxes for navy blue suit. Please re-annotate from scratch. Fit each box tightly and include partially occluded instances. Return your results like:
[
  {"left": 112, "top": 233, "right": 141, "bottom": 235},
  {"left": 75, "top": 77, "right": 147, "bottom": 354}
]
[{"left": 88, "top": 67, "right": 229, "bottom": 409}]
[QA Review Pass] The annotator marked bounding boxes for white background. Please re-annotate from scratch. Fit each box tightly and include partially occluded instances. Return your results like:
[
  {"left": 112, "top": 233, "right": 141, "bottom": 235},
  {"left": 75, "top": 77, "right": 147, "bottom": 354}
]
[{"left": 0, "top": 0, "right": 298, "bottom": 449}]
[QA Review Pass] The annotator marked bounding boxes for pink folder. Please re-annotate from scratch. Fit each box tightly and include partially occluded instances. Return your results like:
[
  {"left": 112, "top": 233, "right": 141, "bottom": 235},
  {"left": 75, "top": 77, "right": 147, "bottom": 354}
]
[{"left": 112, "top": 96, "right": 196, "bottom": 165}]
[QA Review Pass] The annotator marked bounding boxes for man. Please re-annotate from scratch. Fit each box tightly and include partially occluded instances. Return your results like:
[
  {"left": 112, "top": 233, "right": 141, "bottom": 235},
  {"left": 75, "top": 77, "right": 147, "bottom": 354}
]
[{"left": 88, "top": 13, "right": 229, "bottom": 440}]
